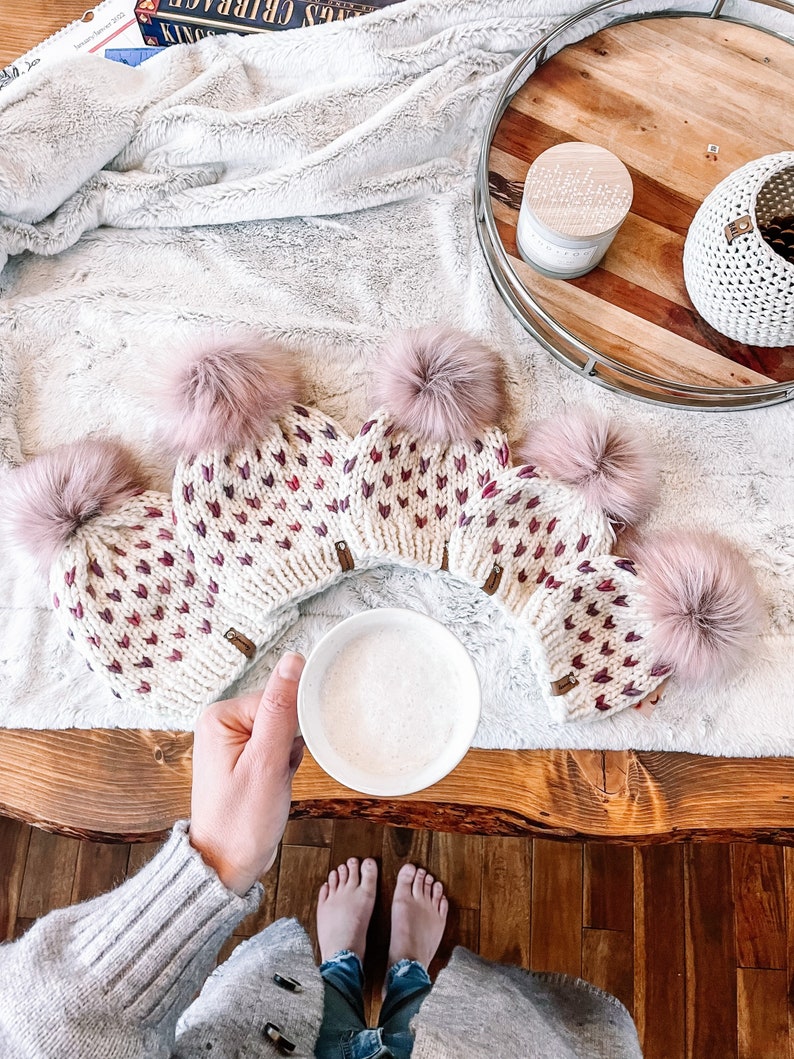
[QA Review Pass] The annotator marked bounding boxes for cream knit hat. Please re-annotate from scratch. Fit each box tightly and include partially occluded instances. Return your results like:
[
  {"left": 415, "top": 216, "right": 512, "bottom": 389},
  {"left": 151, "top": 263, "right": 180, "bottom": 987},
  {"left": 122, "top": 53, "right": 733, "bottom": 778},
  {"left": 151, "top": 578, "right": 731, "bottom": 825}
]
[
  {"left": 447, "top": 405, "right": 659, "bottom": 612},
  {"left": 523, "top": 533, "right": 763, "bottom": 723},
  {"left": 160, "top": 332, "right": 361, "bottom": 641},
  {"left": 340, "top": 327, "right": 510, "bottom": 570},
  {"left": 172, "top": 403, "right": 354, "bottom": 636},
  {"left": 447, "top": 465, "right": 615, "bottom": 613},
  {"left": 3, "top": 442, "right": 293, "bottom": 718},
  {"left": 2, "top": 329, "right": 762, "bottom": 726}
]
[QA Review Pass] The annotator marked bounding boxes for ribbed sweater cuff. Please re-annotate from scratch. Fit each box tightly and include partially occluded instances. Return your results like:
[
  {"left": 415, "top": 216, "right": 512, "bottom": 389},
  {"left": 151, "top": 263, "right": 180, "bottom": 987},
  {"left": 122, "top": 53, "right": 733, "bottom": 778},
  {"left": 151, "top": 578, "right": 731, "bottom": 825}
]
[{"left": 68, "top": 821, "right": 261, "bottom": 1025}]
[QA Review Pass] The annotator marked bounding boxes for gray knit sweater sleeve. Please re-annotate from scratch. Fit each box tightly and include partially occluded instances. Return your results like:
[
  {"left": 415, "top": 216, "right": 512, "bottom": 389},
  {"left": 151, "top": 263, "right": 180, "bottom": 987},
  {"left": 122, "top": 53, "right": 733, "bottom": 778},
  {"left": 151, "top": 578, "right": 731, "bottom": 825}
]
[{"left": 0, "top": 821, "right": 261, "bottom": 1059}]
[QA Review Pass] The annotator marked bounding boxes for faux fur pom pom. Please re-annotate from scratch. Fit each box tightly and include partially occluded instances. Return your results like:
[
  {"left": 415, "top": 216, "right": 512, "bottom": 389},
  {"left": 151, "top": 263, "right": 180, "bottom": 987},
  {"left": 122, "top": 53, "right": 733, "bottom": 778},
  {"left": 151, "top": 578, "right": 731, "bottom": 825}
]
[
  {"left": 631, "top": 531, "right": 763, "bottom": 685},
  {"left": 373, "top": 325, "right": 507, "bottom": 442},
  {"left": 516, "top": 407, "right": 657, "bottom": 525},
  {"left": 161, "top": 333, "right": 300, "bottom": 455},
  {"left": 1, "top": 440, "right": 142, "bottom": 570}
]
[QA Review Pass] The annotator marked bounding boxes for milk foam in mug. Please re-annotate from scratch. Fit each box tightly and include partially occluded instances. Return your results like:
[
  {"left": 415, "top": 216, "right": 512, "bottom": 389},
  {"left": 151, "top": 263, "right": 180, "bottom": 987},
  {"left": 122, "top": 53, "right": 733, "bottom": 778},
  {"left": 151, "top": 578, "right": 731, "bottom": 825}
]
[{"left": 297, "top": 609, "right": 481, "bottom": 797}]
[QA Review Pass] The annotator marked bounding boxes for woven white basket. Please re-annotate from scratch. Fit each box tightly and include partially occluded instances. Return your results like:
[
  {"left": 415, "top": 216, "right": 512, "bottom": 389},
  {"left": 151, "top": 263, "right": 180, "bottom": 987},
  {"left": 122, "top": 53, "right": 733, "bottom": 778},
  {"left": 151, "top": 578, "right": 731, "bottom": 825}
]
[{"left": 683, "top": 152, "right": 794, "bottom": 347}]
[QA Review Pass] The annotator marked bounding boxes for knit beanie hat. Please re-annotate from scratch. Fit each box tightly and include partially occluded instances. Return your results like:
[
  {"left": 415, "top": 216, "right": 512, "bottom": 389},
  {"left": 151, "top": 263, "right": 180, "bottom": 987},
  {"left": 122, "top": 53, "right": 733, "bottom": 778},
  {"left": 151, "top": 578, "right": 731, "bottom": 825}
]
[
  {"left": 341, "top": 327, "right": 510, "bottom": 570},
  {"left": 447, "top": 407, "right": 658, "bottom": 613},
  {"left": 2, "top": 441, "right": 292, "bottom": 718},
  {"left": 10, "top": 329, "right": 738, "bottom": 729},
  {"left": 523, "top": 531, "right": 763, "bottom": 723},
  {"left": 164, "top": 335, "right": 355, "bottom": 640}
]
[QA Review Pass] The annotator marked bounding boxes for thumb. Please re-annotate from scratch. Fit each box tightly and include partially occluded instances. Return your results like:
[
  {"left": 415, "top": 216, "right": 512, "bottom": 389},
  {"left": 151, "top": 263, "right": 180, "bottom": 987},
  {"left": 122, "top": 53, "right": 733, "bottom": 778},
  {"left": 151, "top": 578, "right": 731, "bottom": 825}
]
[{"left": 251, "top": 652, "right": 305, "bottom": 752}]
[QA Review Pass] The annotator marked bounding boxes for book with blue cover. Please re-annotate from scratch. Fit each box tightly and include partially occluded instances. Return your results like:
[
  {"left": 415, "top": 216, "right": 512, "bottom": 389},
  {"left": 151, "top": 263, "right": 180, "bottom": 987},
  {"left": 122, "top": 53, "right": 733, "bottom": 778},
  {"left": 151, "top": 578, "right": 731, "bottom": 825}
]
[{"left": 135, "top": 0, "right": 402, "bottom": 47}]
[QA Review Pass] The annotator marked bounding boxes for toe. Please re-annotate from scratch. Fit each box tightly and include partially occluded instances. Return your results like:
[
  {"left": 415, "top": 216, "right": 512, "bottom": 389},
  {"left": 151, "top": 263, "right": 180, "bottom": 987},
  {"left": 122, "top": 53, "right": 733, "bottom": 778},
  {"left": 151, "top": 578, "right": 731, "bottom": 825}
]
[
  {"left": 338, "top": 862, "right": 349, "bottom": 885},
  {"left": 412, "top": 868, "right": 427, "bottom": 898},
  {"left": 361, "top": 857, "right": 378, "bottom": 892},
  {"left": 424, "top": 873, "right": 435, "bottom": 895},
  {"left": 439, "top": 895, "right": 449, "bottom": 922},
  {"left": 327, "top": 868, "right": 339, "bottom": 892},
  {"left": 318, "top": 881, "right": 330, "bottom": 903},
  {"left": 397, "top": 863, "right": 417, "bottom": 890},
  {"left": 432, "top": 880, "right": 444, "bottom": 906},
  {"left": 347, "top": 858, "right": 360, "bottom": 885}
]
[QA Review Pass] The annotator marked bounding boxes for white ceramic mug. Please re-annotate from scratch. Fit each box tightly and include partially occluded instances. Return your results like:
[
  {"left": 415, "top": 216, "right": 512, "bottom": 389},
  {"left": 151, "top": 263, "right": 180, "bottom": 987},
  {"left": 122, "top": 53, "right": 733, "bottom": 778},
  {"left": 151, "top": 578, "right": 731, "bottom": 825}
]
[{"left": 297, "top": 608, "right": 481, "bottom": 797}]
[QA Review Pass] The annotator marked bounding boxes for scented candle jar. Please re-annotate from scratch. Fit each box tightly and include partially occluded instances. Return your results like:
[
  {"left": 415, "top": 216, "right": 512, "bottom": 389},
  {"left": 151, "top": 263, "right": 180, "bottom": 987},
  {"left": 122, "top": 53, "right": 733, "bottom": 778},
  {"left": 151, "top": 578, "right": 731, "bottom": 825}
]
[{"left": 516, "top": 142, "right": 633, "bottom": 279}]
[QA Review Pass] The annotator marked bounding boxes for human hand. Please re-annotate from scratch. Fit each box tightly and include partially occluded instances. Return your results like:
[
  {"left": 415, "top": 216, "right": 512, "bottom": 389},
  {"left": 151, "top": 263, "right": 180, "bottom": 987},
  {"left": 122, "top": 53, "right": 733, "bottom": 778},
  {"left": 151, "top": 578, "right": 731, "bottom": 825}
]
[{"left": 188, "top": 652, "right": 305, "bottom": 895}]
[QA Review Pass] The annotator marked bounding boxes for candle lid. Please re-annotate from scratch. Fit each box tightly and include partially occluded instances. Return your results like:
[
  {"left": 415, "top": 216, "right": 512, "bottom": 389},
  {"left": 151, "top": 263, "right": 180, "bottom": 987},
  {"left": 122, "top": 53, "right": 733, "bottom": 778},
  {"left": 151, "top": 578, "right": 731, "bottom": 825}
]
[{"left": 524, "top": 143, "right": 633, "bottom": 239}]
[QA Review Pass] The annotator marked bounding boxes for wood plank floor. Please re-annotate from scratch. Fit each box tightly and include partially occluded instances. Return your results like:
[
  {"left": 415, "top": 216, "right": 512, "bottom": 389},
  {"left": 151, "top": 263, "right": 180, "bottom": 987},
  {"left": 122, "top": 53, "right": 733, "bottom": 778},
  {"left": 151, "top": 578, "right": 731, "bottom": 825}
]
[{"left": 2, "top": 816, "right": 792, "bottom": 1057}]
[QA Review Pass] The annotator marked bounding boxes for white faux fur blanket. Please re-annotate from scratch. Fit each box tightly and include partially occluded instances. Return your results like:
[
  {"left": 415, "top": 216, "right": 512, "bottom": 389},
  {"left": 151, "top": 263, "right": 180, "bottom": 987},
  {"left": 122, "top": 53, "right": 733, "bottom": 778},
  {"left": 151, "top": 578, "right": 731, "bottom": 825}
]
[{"left": 1, "top": 0, "right": 793, "bottom": 755}]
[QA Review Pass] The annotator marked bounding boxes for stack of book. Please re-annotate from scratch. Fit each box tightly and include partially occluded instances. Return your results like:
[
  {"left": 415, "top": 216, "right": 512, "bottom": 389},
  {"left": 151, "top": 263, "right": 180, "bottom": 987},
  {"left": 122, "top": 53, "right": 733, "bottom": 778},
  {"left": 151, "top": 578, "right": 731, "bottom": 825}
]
[{"left": 135, "top": 0, "right": 402, "bottom": 47}]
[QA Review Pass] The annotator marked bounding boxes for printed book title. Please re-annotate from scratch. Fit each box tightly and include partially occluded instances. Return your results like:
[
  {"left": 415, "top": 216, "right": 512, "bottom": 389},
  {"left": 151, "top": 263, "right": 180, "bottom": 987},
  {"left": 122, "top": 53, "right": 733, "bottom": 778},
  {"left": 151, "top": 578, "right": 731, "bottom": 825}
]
[
  {"left": 161, "top": 0, "right": 369, "bottom": 20},
  {"left": 136, "top": 0, "right": 390, "bottom": 37}
]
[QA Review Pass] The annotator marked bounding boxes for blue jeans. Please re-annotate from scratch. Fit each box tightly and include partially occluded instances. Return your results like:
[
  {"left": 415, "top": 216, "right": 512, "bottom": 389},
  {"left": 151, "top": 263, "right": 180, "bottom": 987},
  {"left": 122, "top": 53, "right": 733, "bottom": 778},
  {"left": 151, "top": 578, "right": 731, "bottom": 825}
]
[{"left": 314, "top": 950, "right": 432, "bottom": 1059}]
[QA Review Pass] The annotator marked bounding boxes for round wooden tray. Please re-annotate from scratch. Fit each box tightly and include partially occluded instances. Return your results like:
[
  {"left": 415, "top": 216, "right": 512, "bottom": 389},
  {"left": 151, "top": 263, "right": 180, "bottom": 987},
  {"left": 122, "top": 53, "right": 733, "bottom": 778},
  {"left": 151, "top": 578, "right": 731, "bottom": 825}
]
[{"left": 476, "top": 0, "right": 794, "bottom": 409}]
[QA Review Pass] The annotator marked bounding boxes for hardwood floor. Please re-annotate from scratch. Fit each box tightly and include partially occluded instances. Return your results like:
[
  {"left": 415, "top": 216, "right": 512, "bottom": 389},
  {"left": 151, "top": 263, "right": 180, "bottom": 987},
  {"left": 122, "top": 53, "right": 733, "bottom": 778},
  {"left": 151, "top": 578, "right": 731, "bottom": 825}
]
[{"left": 1, "top": 815, "right": 792, "bottom": 1057}]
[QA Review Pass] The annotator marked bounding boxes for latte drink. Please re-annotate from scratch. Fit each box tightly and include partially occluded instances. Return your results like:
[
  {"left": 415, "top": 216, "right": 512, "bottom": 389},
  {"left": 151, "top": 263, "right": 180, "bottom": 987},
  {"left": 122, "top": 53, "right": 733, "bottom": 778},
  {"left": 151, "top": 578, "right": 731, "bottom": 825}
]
[
  {"left": 318, "top": 623, "right": 466, "bottom": 775},
  {"left": 299, "top": 609, "right": 481, "bottom": 796}
]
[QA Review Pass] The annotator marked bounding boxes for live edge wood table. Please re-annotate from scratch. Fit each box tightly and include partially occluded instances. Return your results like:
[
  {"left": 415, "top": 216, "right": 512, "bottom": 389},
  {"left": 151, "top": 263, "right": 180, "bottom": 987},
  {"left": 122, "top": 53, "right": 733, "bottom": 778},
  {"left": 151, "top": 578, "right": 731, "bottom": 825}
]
[
  {"left": 3, "top": 731, "right": 794, "bottom": 845},
  {"left": 2, "top": 4, "right": 794, "bottom": 846}
]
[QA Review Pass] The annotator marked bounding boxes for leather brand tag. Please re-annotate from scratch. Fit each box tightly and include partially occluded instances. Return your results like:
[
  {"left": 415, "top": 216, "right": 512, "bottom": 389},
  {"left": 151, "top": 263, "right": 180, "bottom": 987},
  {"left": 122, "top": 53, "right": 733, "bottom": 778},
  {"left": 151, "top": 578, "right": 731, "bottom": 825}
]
[
  {"left": 724, "top": 215, "right": 753, "bottom": 244},
  {"left": 482, "top": 563, "right": 503, "bottom": 595},
  {"left": 551, "top": 672, "right": 579, "bottom": 696},
  {"left": 335, "top": 540, "right": 355, "bottom": 572},
  {"left": 224, "top": 628, "right": 255, "bottom": 658}
]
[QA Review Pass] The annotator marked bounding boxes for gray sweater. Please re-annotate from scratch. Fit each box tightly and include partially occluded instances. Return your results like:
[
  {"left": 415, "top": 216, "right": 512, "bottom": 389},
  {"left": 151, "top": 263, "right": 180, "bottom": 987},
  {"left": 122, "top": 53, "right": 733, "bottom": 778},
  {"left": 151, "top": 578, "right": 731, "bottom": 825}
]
[{"left": 0, "top": 823, "right": 642, "bottom": 1058}]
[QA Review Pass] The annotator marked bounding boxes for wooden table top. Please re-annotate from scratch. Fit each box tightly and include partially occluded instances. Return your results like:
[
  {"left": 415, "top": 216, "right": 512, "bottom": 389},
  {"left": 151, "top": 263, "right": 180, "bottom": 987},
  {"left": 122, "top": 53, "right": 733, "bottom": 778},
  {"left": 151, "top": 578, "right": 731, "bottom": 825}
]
[
  {"left": 2, "top": 1, "right": 794, "bottom": 844},
  {"left": 484, "top": 13, "right": 794, "bottom": 406}
]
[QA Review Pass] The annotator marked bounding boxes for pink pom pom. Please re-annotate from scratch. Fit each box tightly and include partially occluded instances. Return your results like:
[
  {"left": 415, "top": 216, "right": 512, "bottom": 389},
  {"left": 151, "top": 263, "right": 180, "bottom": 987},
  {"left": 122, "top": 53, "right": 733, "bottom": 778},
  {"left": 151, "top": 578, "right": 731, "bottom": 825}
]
[
  {"left": 161, "top": 333, "right": 300, "bottom": 454},
  {"left": 372, "top": 326, "right": 507, "bottom": 442},
  {"left": 516, "top": 407, "right": 657, "bottom": 524},
  {"left": 1, "top": 440, "right": 143, "bottom": 570},
  {"left": 630, "top": 531, "right": 763, "bottom": 685}
]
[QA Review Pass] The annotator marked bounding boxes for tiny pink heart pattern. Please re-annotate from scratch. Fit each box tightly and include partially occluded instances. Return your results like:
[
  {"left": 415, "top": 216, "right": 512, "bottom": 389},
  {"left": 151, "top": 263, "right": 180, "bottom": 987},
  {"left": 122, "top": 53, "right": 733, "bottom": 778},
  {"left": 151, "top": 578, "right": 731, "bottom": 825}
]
[
  {"left": 172, "top": 405, "right": 352, "bottom": 624},
  {"left": 522, "top": 555, "right": 671, "bottom": 724},
  {"left": 341, "top": 410, "right": 511, "bottom": 569},
  {"left": 447, "top": 466, "right": 614, "bottom": 614},
  {"left": 50, "top": 492, "right": 253, "bottom": 719}
]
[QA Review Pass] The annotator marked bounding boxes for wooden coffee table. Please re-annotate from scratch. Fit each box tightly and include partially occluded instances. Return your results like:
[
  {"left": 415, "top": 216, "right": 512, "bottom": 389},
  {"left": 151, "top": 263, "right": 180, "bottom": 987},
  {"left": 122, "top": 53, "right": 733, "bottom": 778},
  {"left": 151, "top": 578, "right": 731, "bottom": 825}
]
[
  {"left": 2, "top": 2, "right": 794, "bottom": 845},
  {"left": 2, "top": 729, "right": 794, "bottom": 843}
]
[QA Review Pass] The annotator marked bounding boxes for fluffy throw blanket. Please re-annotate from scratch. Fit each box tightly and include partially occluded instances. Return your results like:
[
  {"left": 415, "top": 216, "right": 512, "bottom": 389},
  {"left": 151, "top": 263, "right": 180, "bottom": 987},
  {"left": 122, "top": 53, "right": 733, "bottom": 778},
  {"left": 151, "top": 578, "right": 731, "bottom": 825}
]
[{"left": 1, "top": 0, "right": 793, "bottom": 755}]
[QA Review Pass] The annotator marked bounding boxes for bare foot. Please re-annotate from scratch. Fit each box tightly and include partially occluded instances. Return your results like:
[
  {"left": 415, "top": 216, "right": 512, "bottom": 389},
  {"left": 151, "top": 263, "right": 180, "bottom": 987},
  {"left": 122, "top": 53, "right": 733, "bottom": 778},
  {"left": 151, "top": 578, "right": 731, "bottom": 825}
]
[
  {"left": 387, "top": 863, "right": 448, "bottom": 973},
  {"left": 316, "top": 857, "right": 378, "bottom": 962}
]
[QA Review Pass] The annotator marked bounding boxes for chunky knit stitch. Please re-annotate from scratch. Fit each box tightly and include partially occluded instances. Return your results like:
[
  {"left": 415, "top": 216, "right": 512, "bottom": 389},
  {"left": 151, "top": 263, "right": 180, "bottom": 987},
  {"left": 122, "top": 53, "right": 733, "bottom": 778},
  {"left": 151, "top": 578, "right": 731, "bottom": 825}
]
[
  {"left": 523, "top": 555, "right": 667, "bottom": 723},
  {"left": 29, "top": 413, "right": 761, "bottom": 727},
  {"left": 8, "top": 310, "right": 764, "bottom": 729},
  {"left": 48, "top": 492, "right": 287, "bottom": 717},
  {"left": 341, "top": 409, "right": 510, "bottom": 570},
  {"left": 447, "top": 464, "right": 615, "bottom": 614},
  {"left": 0, "top": 822, "right": 262, "bottom": 1058},
  {"left": 171, "top": 405, "right": 354, "bottom": 632}
]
